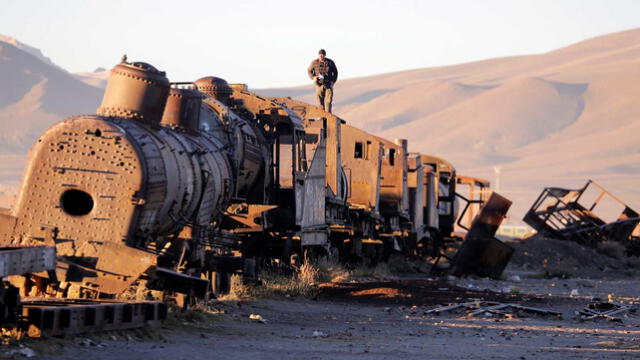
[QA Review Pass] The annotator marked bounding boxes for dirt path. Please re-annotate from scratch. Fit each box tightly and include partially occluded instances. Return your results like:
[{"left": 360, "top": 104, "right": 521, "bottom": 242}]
[{"left": 9, "top": 274, "right": 640, "bottom": 360}]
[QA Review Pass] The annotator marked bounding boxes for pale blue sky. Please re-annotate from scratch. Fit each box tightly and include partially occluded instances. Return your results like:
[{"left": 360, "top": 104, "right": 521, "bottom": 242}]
[{"left": 1, "top": 0, "right": 639, "bottom": 88}]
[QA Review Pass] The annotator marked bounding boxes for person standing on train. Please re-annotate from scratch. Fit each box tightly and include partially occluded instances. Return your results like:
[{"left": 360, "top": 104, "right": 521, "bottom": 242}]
[{"left": 307, "top": 49, "right": 338, "bottom": 113}]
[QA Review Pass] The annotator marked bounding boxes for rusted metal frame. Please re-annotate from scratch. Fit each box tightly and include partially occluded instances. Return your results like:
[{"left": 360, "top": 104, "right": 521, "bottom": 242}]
[
  {"left": 455, "top": 175, "right": 491, "bottom": 226},
  {"left": 147, "top": 267, "right": 209, "bottom": 298},
  {"left": 300, "top": 122, "right": 329, "bottom": 248},
  {"left": 454, "top": 192, "right": 486, "bottom": 232},
  {"left": 525, "top": 184, "right": 616, "bottom": 245},
  {"left": 21, "top": 298, "right": 167, "bottom": 337},
  {"left": 269, "top": 98, "right": 344, "bottom": 201},
  {"left": 525, "top": 187, "right": 593, "bottom": 238},
  {"left": 577, "top": 180, "right": 630, "bottom": 211}
]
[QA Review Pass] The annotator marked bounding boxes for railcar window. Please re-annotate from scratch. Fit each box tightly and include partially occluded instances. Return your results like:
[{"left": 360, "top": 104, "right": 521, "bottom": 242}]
[
  {"left": 389, "top": 149, "right": 396, "bottom": 166},
  {"left": 305, "top": 133, "right": 319, "bottom": 144},
  {"left": 365, "top": 141, "right": 372, "bottom": 160},
  {"left": 354, "top": 142, "right": 363, "bottom": 159}
]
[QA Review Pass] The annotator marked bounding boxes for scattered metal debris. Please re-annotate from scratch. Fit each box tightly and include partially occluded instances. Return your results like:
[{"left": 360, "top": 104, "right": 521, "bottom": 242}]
[
  {"left": 249, "top": 313, "right": 267, "bottom": 324},
  {"left": 577, "top": 301, "right": 635, "bottom": 322},
  {"left": 426, "top": 301, "right": 562, "bottom": 319},
  {"left": 524, "top": 180, "right": 640, "bottom": 252},
  {"left": 312, "top": 330, "right": 328, "bottom": 338}
]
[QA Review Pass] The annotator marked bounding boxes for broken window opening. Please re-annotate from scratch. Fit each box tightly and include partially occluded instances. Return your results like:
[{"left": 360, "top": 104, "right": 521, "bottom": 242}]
[
  {"left": 389, "top": 149, "right": 396, "bottom": 166},
  {"left": 354, "top": 142, "right": 363, "bottom": 159}
]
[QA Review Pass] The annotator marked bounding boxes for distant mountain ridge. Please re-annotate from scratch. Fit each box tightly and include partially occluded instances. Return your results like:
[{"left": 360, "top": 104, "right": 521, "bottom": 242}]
[
  {"left": 0, "top": 36, "right": 103, "bottom": 153},
  {"left": 1, "top": 29, "right": 639, "bottom": 217},
  {"left": 0, "top": 35, "right": 66, "bottom": 71}
]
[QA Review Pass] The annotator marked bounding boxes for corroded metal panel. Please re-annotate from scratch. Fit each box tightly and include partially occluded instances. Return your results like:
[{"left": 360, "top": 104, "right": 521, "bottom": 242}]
[
  {"left": 270, "top": 97, "right": 344, "bottom": 200},
  {"left": 376, "top": 136, "right": 403, "bottom": 216},
  {"left": 22, "top": 298, "right": 167, "bottom": 337},
  {"left": 396, "top": 139, "right": 410, "bottom": 215},
  {"left": 301, "top": 128, "right": 328, "bottom": 247},
  {"left": 341, "top": 124, "right": 382, "bottom": 211},
  {"left": 425, "top": 171, "right": 439, "bottom": 230},
  {"left": 407, "top": 154, "right": 424, "bottom": 235},
  {"left": 0, "top": 246, "right": 55, "bottom": 278},
  {"left": 451, "top": 192, "right": 513, "bottom": 279}
]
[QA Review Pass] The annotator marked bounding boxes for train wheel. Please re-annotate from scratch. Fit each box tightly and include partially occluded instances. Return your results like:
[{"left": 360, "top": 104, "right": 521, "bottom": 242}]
[
  {"left": 207, "top": 271, "right": 231, "bottom": 297},
  {"left": 349, "top": 236, "right": 363, "bottom": 264},
  {"left": 281, "top": 236, "right": 294, "bottom": 263},
  {"left": 362, "top": 242, "right": 381, "bottom": 267}
]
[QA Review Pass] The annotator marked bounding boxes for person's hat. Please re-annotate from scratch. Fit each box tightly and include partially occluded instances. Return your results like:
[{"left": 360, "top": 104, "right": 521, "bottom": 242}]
[{"left": 318, "top": 49, "right": 326, "bottom": 55}]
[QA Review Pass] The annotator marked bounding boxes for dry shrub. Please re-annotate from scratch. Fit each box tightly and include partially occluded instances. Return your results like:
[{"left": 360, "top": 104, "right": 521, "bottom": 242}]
[
  {"left": 251, "top": 256, "right": 322, "bottom": 298},
  {"left": 235, "top": 252, "right": 431, "bottom": 299},
  {"left": 218, "top": 274, "right": 252, "bottom": 302},
  {"left": 299, "top": 257, "right": 320, "bottom": 284},
  {"left": 314, "top": 256, "right": 349, "bottom": 282}
]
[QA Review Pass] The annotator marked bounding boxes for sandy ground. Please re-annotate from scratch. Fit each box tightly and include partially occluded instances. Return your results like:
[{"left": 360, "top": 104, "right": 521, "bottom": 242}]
[
  {"left": 2, "top": 236, "right": 640, "bottom": 359},
  {"left": 3, "top": 271, "right": 639, "bottom": 360}
]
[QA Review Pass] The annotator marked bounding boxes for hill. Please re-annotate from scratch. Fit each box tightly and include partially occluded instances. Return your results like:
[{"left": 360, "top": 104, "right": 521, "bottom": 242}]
[
  {"left": 257, "top": 28, "right": 640, "bottom": 218},
  {"left": 1, "top": 29, "right": 639, "bottom": 218},
  {"left": 0, "top": 36, "right": 103, "bottom": 153}
]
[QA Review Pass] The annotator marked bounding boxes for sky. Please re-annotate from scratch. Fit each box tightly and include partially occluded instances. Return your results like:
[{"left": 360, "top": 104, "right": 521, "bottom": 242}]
[{"left": 1, "top": 0, "right": 640, "bottom": 88}]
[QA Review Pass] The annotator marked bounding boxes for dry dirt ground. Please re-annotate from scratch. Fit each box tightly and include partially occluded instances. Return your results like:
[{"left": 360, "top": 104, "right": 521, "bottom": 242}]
[{"left": 3, "top": 237, "right": 640, "bottom": 359}]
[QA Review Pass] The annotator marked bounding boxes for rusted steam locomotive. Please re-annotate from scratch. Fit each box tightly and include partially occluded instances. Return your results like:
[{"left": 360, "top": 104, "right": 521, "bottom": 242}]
[{"left": 0, "top": 58, "right": 505, "bottom": 300}]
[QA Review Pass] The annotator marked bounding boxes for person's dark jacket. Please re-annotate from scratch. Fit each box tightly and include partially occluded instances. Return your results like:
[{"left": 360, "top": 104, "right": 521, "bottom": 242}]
[{"left": 307, "top": 58, "right": 338, "bottom": 87}]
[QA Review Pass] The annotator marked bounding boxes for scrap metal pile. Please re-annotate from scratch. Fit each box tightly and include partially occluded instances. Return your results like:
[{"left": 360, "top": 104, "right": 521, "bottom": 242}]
[
  {"left": 426, "top": 301, "right": 562, "bottom": 319},
  {"left": 0, "top": 57, "right": 514, "bottom": 336},
  {"left": 523, "top": 180, "right": 640, "bottom": 254}
]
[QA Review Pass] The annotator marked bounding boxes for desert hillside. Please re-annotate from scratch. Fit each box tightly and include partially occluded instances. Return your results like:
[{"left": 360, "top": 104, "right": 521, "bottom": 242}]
[
  {"left": 0, "top": 36, "right": 102, "bottom": 153},
  {"left": 258, "top": 28, "right": 640, "bottom": 218},
  {"left": 1, "top": 29, "right": 639, "bottom": 219}
]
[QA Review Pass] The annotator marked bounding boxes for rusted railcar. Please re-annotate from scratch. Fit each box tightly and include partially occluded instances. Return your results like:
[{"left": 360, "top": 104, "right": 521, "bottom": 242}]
[{"left": 0, "top": 57, "right": 507, "bottom": 301}]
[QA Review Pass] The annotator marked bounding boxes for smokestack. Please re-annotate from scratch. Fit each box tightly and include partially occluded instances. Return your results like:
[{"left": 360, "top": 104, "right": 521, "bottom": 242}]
[{"left": 97, "top": 57, "right": 170, "bottom": 125}]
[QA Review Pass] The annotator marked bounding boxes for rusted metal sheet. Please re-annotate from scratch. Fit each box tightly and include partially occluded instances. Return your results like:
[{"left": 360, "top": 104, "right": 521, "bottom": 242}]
[
  {"left": 300, "top": 125, "right": 328, "bottom": 247},
  {"left": 523, "top": 180, "right": 640, "bottom": 250},
  {"left": 270, "top": 97, "right": 344, "bottom": 200},
  {"left": 341, "top": 124, "right": 383, "bottom": 212},
  {"left": 0, "top": 246, "right": 56, "bottom": 325},
  {"left": 455, "top": 175, "right": 491, "bottom": 230},
  {"left": 0, "top": 211, "right": 17, "bottom": 244},
  {"left": 420, "top": 154, "right": 457, "bottom": 238},
  {"left": 407, "top": 155, "right": 424, "bottom": 237},
  {"left": 0, "top": 247, "right": 55, "bottom": 278},
  {"left": 21, "top": 298, "right": 166, "bottom": 337},
  {"left": 147, "top": 267, "right": 209, "bottom": 298},
  {"left": 375, "top": 136, "right": 405, "bottom": 217},
  {"left": 424, "top": 171, "right": 439, "bottom": 231},
  {"left": 451, "top": 192, "right": 513, "bottom": 279}
]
